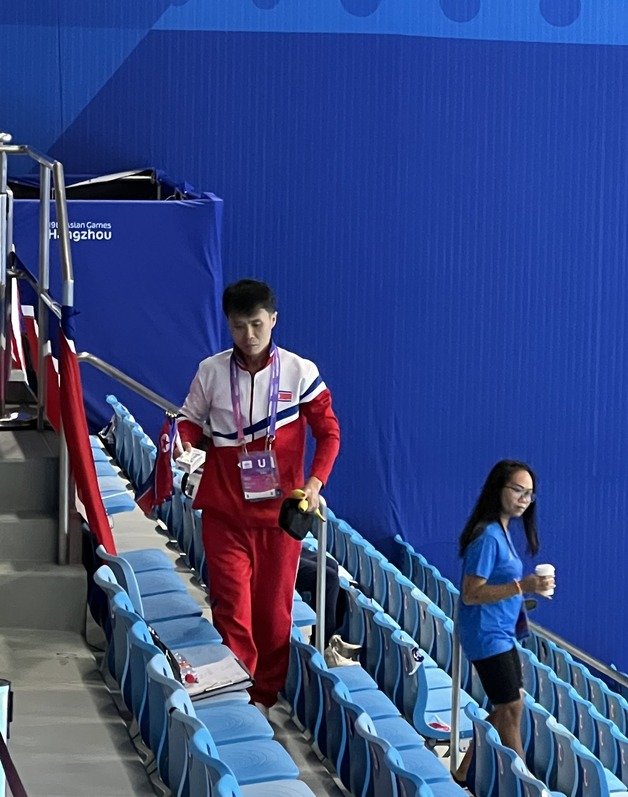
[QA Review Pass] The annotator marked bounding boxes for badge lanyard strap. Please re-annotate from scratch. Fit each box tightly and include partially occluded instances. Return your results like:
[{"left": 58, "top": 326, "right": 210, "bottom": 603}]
[{"left": 230, "top": 343, "right": 280, "bottom": 453}]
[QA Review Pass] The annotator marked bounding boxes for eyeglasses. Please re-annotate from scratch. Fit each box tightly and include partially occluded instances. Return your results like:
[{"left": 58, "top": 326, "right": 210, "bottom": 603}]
[{"left": 505, "top": 484, "right": 536, "bottom": 502}]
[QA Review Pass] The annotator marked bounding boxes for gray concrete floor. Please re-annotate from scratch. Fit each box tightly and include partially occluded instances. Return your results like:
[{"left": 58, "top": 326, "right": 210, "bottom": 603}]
[{"left": 0, "top": 627, "right": 155, "bottom": 796}]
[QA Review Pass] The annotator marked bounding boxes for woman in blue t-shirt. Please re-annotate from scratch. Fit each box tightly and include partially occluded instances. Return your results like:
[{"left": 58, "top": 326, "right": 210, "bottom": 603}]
[{"left": 452, "top": 459, "right": 554, "bottom": 786}]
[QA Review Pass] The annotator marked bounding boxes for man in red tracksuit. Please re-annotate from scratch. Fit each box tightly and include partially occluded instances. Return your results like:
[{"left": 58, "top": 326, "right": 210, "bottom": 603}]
[{"left": 177, "top": 279, "right": 340, "bottom": 707}]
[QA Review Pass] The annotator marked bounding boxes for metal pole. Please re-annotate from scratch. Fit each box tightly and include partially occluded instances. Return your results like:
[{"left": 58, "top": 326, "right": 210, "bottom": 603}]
[
  {"left": 51, "top": 160, "right": 73, "bottom": 566},
  {"left": 52, "top": 161, "right": 73, "bottom": 301},
  {"left": 37, "top": 165, "right": 51, "bottom": 431},
  {"left": 58, "top": 429, "right": 69, "bottom": 565},
  {"left": 314, "top": 495, "right": 328, "bottom": 655},
  {"left": 449, "top": 619, "right": 462, "bottom": 772}
]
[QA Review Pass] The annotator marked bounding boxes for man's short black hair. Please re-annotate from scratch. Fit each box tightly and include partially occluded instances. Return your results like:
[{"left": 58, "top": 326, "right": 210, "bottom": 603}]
[{"left": 222, "top": 279, "right": 277, "bottom": 317}]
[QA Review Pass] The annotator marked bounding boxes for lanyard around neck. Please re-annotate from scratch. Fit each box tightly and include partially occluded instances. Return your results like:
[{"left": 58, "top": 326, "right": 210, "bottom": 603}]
[{"left": 229, "top": 342, "right": 280, "bottom": 450}]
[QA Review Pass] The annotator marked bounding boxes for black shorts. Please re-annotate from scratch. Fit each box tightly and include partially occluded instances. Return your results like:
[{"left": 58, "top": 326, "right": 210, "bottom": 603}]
[{"left": 472, "top": 646, "right": 523, "bottom": 706}]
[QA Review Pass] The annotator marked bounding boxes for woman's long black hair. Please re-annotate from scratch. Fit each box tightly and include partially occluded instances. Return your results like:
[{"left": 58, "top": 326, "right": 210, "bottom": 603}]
[{"left": 458, "top": 459, "right": 539, "bottom": 557}]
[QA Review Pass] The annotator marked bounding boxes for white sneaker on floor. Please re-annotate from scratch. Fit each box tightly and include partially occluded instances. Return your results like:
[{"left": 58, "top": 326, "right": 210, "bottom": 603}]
[
  {"left": 329, "top": 634, "right": 361, "bottom": 658},
  {"left": 324, "top": 645, "right": 360, "bottom": 667}
]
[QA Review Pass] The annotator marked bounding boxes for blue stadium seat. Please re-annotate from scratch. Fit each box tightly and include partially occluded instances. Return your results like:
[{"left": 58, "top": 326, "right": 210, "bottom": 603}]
[
  {"left": 519, "top": 645, "right": 540, "bottom": 701},
  {"left": 96, "top": 543, "right": 188, "bottom": 600},
  {"left": 95, "top": 545, "right": 204, "bottom": 624},
  {"left": 464, "top": 702, "right": 499, "bottom": 797},
  {"left": 166, "top": 705, "right": 301, "bottom": 794},
  {"left": 395, "top": 571, "right": 423, "bottom": 640},
  {"left": 392, "top": 628, "right": 475, "bottom": 742},
  {"left": 436, "top": 575, "right": 459, "bottom": 621},
  {"left": 488, "top": 726, "right": 525, "bottom": 797},
  {"left": 525, "top": 695, "right": 556, "bottom": 786},
  {"left": 570, "top": 734, "right": 628, "bottom": 795},
  {"left": 184, "top": 724, "right": 316, "bottom": 796},
  {"left": 511, "top": 757, "right": 564, "bottom": 797},
  {"left": 93, "top": 564, "right": 222, "bottom": 651},
  {"left": 393, "top": 534, "right": 417, "bottom": 584},
  {"left": 367, "top": 611, "right": 399, "bottom": 690},
  {"left": 552, "top": 670, "right": 579, "bottom": 734}
]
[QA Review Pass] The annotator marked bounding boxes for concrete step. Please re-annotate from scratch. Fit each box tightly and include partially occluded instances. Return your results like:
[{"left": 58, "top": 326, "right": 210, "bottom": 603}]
[
  {"left": 0, "top": 429, "right": 59, "bottom": 513},
  {"left": 0, "top": 511, "right": 58, "bottom": 563},
  {"left": 0, "top": 563, "right": 86, "bottom": 633},
  {"left": 0, "top": 628, "right": 155, "bottom": 797}
]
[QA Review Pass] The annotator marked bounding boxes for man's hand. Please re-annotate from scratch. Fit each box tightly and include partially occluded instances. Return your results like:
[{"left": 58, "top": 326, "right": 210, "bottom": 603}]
[
  {"left": 301, "top": 476, "right": 323, "bottom": 512},
  {"left": 174, "top": 440, "right": 192, "bottom": 460}
]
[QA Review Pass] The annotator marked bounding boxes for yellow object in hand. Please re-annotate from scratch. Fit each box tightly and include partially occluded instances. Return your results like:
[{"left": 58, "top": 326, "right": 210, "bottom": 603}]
[{"left": 291, "top": 489, "right": 325, "bottom": 522}]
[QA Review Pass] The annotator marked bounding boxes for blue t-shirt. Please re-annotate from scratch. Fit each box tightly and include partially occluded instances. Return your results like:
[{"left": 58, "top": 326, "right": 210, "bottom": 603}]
[{"left": 458, "top": 521, "right": 523, "bottom": 662}]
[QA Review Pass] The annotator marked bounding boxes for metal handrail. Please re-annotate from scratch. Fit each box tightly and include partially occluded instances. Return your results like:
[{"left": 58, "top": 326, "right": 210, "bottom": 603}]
[
  {"left": 76, "top": 352, "right": 180, "bottom": 416},
  {"left": 528, "top": 619, "right": 628, "bottom": 689},
  {"left": 0, "top": 134, "right": 76, "bottom": 564},
  {"left": 314, "top": 497, "right": 328, "bottom": 655}
]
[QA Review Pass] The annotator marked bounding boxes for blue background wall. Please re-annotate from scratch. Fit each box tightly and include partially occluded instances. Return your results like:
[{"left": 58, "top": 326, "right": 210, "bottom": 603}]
[{"left": 2, "top": 1, "right": 626, "bottom": 669}]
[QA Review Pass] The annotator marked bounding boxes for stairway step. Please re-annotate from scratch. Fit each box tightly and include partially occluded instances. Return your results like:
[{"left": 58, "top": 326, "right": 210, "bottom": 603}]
[
  {"left": 0, "top": 430, "right": 59, "bottom": 512},
  {"left": 0, "top": 512, "right": 58, "bottom": 563},
  {"left": 0, "top": 563, "right": 86, "bottom": 632}
]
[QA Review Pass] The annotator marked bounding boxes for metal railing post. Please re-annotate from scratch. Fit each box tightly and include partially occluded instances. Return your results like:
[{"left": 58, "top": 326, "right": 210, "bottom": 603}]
[
  {"left": 57, "top": 430, "right": 69, "bottom": 564},
  {"left": 51, "top": 159, "right": 73, "bottom": 565},
  {"left": 449, "top": 620, "right": 462, "bottom": 772},
  {"left": 314, "top": 496, "right": 328, "bottom": 655},
  {"left": 37, "top": 165, "right": 51, "bottom": 432}
]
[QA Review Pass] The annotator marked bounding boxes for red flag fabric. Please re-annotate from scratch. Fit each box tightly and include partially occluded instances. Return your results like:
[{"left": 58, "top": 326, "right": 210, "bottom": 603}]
[
  {"left": 136, "top": 414, "right": 176, "bottom": 516},
  {"left": 60, "top": 306, "right": 116, "bottom": 553},
  {"left": 21, "top": 306, "right": 61, "bottom": 433}
]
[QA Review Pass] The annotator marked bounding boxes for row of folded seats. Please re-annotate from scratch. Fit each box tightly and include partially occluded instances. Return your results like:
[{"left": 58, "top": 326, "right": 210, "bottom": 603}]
[
  {"left": 283, "top": 626, "right": 466, "bottom": 796},
  {"left": 86, "top": 544, "right": 317, "bottom": 796},
  {"left": 98, "top": 395, "right": 628, "bottom": 794},
  {"left": 322, "top": 516, "right": 628, "bottom": 794}
]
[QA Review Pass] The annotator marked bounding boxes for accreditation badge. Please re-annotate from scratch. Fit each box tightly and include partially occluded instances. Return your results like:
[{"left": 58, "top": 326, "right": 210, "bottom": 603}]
[{"left": 238, "top": 449, "right": 282, "bottom": 502}]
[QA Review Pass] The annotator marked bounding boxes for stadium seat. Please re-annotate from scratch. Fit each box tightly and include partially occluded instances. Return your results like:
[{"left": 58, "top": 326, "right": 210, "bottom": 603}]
[
  {"left": 393, "top": 628, "right": 475, "bottom": 742},
  {"left": 367, "top": 611, "right": 399, "bottom": 690},
  {"left": 511, "top": 757, "right": 564, "bottom": 797},
  {"left": 570, "top": 734, "right": 628, "bottom": 795},
  {"left": 436, "top": 575, "right": 459, "bottom": 621},
  {"left": 519, "top": 645, "right": 540, "bottom": 700},
  {"left": 393, "top": 534, "right": 417, "bottom": 585},
  {"left": 464, "top": 702, "right": 499, "bottom": 797},
  {"left": 395, "top": 571, "right": 423, "bottom": 640},
  {"left": 526, "top": 695, "right": 556, "bottom": 786},
  {"left": 95, "top": 545, "right": 204, "bottom": 624},
  {"left": 166, "top": 705, "right": 300, "bottom": 794},
  {"left": 552, "top": 671, "right": 579, "bottom": 734},
  {"left": 96, "top": 543, "right": 188, "bottom": 599},
  {"left": 488, "top": 726, "right": 525, "bottom": 797},
  {"left": 185, "top": 724, "right": 316, "bottom": 796},
  {"left": 93, "top": 564, "right": 222, "bottom": 650}
]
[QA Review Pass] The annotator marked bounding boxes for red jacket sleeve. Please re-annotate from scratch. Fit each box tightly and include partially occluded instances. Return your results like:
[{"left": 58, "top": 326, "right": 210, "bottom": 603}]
[
  {"left": 300, "top": 388, "right": 340, "bottom": 486},
  {"left": 177, "top": 418, "right": 205, "bottom": 448}
]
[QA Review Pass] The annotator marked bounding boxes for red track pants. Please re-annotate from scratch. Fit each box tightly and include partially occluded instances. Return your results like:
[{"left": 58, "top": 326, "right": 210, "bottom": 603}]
[{"left": 202, "top": 513, "right": 302, "bottom": 707}]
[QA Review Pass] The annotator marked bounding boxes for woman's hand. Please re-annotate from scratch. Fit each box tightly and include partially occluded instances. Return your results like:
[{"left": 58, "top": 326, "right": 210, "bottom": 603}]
[{"left": 520, "top": 573, "right": 555, "bottom": 595}]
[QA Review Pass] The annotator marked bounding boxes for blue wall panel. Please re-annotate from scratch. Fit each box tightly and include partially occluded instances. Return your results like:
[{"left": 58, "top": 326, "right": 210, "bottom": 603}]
[{"left": 1, "top": 7, "right": 626, "bottom": 668}]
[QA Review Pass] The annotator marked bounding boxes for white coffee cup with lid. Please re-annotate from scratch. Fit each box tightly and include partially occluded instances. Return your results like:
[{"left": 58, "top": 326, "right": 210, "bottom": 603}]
[{"left": 534, "top": 563, "right": 555, "bottom": 597}]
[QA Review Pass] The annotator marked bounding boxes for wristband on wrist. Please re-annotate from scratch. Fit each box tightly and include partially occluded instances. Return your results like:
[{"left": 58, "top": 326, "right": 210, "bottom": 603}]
[{"left": 513, "top": 580, "right": 523, "bottom": 596}]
